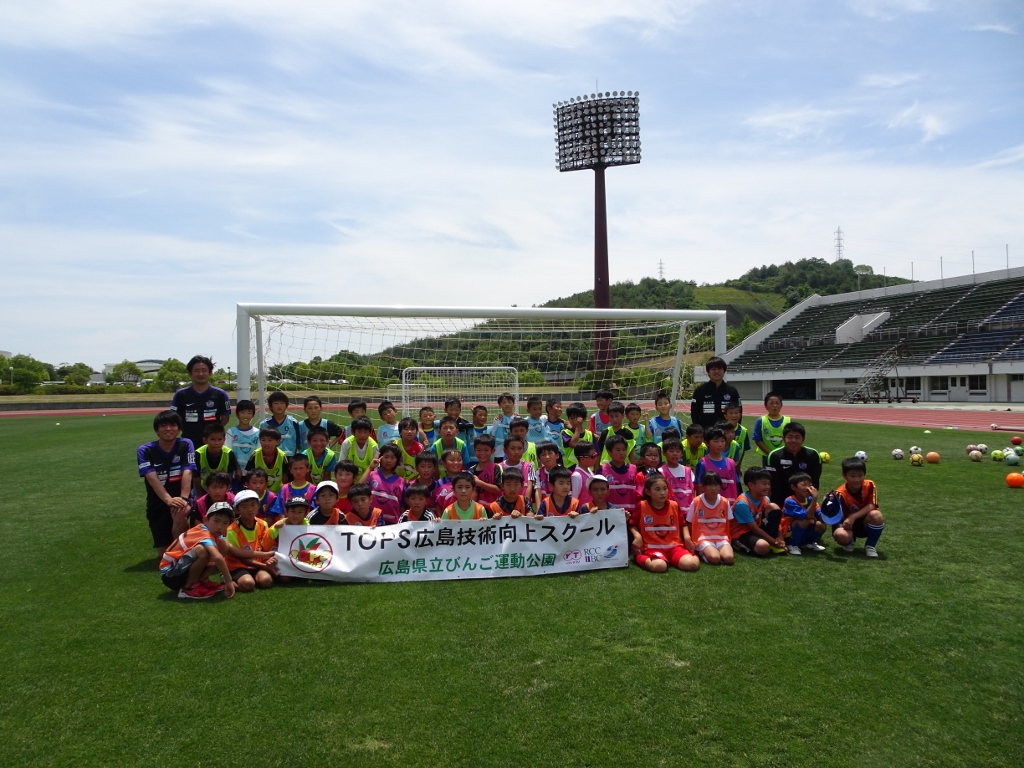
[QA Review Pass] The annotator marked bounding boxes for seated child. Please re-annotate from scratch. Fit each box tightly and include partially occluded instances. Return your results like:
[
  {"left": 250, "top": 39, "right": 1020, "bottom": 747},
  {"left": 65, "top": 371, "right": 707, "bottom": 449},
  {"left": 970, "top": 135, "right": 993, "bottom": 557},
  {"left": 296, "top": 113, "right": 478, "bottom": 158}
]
[
  {"left": 561, "top": 402, "right": 595, "bottom": 469},
  {"left": 302, "top": 426, "right": 337, "bottom": 485},
  {"left": 339, "top": 416, "right": 380, "bottom": 482},
  {"left": 570, "top": 441, "right": 598, "bottom": 505},
  {"left": 782, "top": 472, "right": 827, "bottom": 555},
  {"left": 634, "top": 443, "right": 663, "bottom": 494},
  {"left": 579, "top": 474, "right": 616, "bottom": 514},
  {"left": 536, "top": 466, "right": 580, "bottom": 517},
  {"left": 411, "top": 453, "right": 440, "bottom": 513},
  {"left": 695, "top": 427, "right": 740, "bottom": 501},
  {"left": 488, "top": 467, "right": 534, "bottom": 518},
  {"left": 500, "top": 435, "right": 536, "bottom": 501},
  {"left": 684, "top": 471, "right": 735, "bottom": 565},
  {"left": 194, "top": 423, "right": 239, "bottom": 494},
  {"left": 645, "top": 389, "right": 683, "bottom": 443},
  {"left": 159, "top": 501, "right": 237, "bottom": 599},
  {"left": 533, "top": 441, "right": 563, "bottom": 510},
  {"left": 261, "top": 391, "right": 301, "bottom": 457},
  {"left": 601, "top": 435, "right": 638, "bottom": 514},
  {"left": 629, "top": 475, "right": 700, "bottom": 573},
  {"left": 396, "top": 417, "right": 424, "bottom": 481},
  {"left": 660, "top": 438, "right": 695, "bottom": 510},
  {"left": 433, "top": 449, "right": 464, "bottom": 510},
  {"left": 399, "top": 484, "right": 437, "bottom": 523},
  {"left": 682, "top": 423, "right": 707, "bottom": 469},
  {"left": 342, "top": 484, "right": 383, "bottom": 526},
  {"left": 245, "top": 427, "right": 288, "bottom": 493},
  {"left": 226, "top": 400, "right": 260, "bottom": 484},
  {"left": 730, "top": 467, "right": 784, "bottom": 557},
  {"left": 224, "top": 490, "right": 276, "bottom": 591},
  {"left": 138, "top": 409, "right": 195, "bottom": 547},
  {"left": 376, "top": 400, "right": 401, "bottom": 446},
  {"left": 832, "top": 457, "right": 886, "bottom": 557},
  {"left": 487, "top": 392, "right": 518, "bottom": 460},
  {"left": 471, "top": 434, "right": 502, "bottom": 506},
  {"left": 333, "top": 459, "right": 358, "bottom": 516},
  {"left": 366, "top": 444, "right": 406, "bottom": 525},
  {"left": 268, "top": 453, "right": 315, "bottom": 517},
  {"left": 261, "top": 496, "right": 311, "bottom": 583},
  {"left": 298, "top": 395, "right": 344, "bottom": 451},
  {"left": 307, "top": 480, "right": 343, "bottom": 525},
  {"left": 441, "top": 472, "right": 489, "bottom": 520},
  {"left": 245, "top": 468, "right": 278, "bottom": 522},
  {"left": 193, "top": 471, "right": 235, "bottom": 522}
]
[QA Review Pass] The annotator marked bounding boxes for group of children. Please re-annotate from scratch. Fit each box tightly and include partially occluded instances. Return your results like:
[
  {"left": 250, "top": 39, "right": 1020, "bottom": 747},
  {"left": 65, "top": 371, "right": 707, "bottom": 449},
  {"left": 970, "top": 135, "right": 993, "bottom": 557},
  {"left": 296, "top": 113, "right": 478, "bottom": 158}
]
[{"left": 143, "top": 385, "right": 886, "bottom": 599}]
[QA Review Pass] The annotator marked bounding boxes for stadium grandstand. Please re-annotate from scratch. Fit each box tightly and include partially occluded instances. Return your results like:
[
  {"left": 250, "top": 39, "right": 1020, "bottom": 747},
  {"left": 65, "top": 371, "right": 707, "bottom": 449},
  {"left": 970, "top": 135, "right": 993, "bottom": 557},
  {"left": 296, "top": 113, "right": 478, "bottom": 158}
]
[{"left": 700, "top": 266, "right": 1024, "bottom": 404}]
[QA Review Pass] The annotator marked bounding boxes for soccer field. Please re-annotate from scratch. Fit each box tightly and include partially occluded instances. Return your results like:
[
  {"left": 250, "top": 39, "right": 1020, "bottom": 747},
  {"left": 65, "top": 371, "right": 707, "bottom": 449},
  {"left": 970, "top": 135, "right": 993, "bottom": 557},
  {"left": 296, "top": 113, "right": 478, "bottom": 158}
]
[{"left": 1, "top": 414, "right": 1021, "bottom": 767}]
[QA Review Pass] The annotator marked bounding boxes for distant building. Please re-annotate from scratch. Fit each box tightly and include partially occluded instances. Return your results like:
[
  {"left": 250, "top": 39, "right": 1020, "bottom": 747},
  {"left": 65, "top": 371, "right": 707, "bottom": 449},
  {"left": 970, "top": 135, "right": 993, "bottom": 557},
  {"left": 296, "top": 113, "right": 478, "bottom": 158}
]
[
  {"left": 102, "top": 359, "right": 165, "bottom": 377},
  {"left": 0, "top": 350, "right": 11, "bottom": 359}
]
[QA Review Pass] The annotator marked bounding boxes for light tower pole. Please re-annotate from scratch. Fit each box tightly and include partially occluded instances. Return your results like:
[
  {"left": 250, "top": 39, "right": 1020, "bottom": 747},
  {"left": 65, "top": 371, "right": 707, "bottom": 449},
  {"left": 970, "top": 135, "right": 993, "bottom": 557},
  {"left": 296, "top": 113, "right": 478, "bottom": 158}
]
[{"left": 554, "top": 91, "right": 641, "bottom": 370}]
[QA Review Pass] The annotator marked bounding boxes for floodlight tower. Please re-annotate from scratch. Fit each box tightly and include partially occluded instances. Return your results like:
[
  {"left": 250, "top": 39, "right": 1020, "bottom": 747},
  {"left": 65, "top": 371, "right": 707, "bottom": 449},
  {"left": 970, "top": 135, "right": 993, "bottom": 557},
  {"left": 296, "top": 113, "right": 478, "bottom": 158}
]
[{"left": 554, "top": 91, "right": 641, "bottom": 369}]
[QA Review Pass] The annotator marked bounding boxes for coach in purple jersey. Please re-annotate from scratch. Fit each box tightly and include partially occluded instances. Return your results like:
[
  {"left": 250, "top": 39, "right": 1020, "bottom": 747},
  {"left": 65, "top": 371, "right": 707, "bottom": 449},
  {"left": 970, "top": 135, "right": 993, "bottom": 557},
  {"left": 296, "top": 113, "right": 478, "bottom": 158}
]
[{"left": 171, "top": 355, "right": 231, "bottom": 449}]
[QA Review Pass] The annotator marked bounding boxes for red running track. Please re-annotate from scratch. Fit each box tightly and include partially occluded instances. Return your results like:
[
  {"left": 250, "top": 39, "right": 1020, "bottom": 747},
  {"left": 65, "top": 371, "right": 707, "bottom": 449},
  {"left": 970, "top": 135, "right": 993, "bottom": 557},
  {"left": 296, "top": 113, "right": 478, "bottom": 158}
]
[{"left": 3, "top": 402, "right": 1023, "bottom": 433}]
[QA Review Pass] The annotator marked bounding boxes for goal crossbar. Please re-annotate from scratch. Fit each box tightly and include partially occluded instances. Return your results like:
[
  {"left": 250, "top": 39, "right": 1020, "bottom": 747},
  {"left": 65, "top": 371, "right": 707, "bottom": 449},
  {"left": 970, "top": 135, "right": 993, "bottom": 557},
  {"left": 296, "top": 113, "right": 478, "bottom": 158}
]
[{"left": 236, "top": 303, "right": 727, "bottom": 406}]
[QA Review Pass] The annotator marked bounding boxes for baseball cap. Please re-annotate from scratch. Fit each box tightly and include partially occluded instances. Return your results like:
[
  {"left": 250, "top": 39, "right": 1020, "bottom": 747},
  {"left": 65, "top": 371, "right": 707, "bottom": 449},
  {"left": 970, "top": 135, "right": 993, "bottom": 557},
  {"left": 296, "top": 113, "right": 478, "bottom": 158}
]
[
  {"left": 207, "top": 501, "right": 234, "bottom": 518},
  {"left": 315, "top": 480, "right": 339, "bottom": 495},
  {"left": 284, "top": 495, "right": 311, "bottom": 508},
  {"left": 233, "top": 489, "right": 259, "bottom": 508},
  {"left": 586, "top": 473, "right": 610, "bottom": 489}
]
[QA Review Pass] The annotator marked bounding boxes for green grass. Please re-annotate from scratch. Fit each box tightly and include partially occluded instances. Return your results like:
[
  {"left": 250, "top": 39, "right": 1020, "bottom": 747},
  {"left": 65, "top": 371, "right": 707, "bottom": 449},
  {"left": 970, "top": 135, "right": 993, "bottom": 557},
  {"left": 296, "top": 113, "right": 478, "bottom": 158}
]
[
  {"left": 1, "top": 415, "right": 1021, "bottom": 767},
  {"left": 694, "top": 286, "right": 787, "bottom": 314}
]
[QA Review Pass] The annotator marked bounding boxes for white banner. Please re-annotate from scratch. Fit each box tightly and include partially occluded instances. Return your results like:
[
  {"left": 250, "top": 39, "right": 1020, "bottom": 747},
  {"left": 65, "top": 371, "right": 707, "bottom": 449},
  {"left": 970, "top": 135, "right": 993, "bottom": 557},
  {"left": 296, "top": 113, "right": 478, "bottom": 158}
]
[{"left": 274, "top": 509, "right": 629, "bottom": 583}]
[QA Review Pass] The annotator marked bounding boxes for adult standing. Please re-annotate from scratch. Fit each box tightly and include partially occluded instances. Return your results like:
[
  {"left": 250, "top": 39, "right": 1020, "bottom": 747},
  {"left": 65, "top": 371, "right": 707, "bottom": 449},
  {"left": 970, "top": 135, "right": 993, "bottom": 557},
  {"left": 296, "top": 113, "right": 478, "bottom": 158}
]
[
  {"left": 171, "top": 355, "right": 231, "bottom": 449},
  {"left": 690, "top": 356, "right": 742, "bottom": 429}
]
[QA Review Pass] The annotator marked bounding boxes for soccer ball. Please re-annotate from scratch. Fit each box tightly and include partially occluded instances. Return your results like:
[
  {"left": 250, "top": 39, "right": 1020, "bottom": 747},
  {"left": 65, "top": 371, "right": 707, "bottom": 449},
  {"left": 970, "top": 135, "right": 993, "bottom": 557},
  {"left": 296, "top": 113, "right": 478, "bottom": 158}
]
[
  {"left": 1006, "top": 472, "right": 1024, "bottom": 488},
  {"left": 926, "top": 451, "right": 940, "bottom": 463},
  {"left": 820, "top": 451, "right": 831, "bottom": 463},
  {"left": 892, "top": 449, "right": 904, "bottom": 460},
  {"left": 854, "top": 450, "right": 868, "bottom": 461},
  {"left": 992, "top": 449, "right": 1005, "bottom": 461},
  {"left": 1006, "top": 452, "right": 1021, "bottom": 466},
  {"left": 1014, "top": 446, "right": 1024, "bottom": 456},
  {"left": 966, "top": 444, "right": 978, "bottom": 454},
  {"left": 978, "top": 443, "right": 989, "bottom": 454},
  {"left": 910, "top": 445, "right": 923, "bottom": 454},
  {"left": 1005, "top": 448, "right": 1018, "bottom": 459},
  {"left": 969, "top": 450, "right": 983, "bottom": 461},
  {"left": 910, "top": 453, "right": 925, "bottom": 466},
  {"left": 991, "top": 423, "right": 999, "bottom": 430},
  {"left": 1013, "top": 436, "right": 1023, "bottom": 446}
]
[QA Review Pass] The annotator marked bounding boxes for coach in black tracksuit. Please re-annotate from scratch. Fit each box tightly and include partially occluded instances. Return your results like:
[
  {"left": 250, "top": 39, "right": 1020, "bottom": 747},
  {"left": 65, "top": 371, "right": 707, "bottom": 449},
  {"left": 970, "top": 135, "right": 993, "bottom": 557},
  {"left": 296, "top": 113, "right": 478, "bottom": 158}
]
[{"left": 690, "top": 356, "right": 742, "bottom": 429}]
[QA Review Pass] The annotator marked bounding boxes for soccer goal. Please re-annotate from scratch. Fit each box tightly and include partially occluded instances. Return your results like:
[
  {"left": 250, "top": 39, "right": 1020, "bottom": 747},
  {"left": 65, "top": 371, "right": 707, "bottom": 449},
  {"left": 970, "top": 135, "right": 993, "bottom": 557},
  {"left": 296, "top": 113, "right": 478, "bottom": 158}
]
[{"left": 236, "top": 305, "right": 727, "bottom": 417}]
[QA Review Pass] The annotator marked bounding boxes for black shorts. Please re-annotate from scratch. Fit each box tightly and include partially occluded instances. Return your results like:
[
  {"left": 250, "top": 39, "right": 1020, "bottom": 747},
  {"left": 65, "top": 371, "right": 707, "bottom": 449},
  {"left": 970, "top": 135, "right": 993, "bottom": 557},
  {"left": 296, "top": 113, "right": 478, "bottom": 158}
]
[
  {"left": 160, "top": 549, "right": 198, "bottom": 591},
  {"left": 230, "top": 568, "right": 254, "bottom": 582},
  {"left": 146, "top": 499, "right": 175, "bottom": 549},
  {"left": 833, "top": 517, "right": 870, "bottom": 538},
  {"left": 732, "top": 532, "right": 763, "bottom": 554}
]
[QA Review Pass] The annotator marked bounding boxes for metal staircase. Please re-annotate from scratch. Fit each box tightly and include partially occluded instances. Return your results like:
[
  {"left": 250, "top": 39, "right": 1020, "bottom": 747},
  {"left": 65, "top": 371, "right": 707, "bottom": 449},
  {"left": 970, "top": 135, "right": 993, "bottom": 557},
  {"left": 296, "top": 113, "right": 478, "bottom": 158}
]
[{"left": 840, "top": 343, "right": 904, "bottom": 403}]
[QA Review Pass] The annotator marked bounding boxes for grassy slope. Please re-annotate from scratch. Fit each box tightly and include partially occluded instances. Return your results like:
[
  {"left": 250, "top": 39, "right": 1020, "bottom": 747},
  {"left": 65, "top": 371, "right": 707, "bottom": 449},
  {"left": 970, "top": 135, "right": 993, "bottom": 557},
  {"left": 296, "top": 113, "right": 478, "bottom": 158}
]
[{"left": 0, "top": 415, "right": 1021, "bottom": 767}]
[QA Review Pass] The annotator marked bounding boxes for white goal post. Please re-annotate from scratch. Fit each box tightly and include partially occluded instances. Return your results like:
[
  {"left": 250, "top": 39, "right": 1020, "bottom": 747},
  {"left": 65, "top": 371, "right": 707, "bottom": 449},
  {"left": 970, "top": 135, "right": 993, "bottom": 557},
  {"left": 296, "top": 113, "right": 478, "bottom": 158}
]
[{"left": 236, "top": 304, "right": 727, "bottom": 417}]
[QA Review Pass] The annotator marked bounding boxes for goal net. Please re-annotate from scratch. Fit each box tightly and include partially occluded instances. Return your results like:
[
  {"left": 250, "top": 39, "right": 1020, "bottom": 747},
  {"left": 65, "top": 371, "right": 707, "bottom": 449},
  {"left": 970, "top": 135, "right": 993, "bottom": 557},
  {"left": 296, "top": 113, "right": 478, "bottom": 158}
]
[{"left": 236, "top": 305, "right": 726, "bottom": 418}]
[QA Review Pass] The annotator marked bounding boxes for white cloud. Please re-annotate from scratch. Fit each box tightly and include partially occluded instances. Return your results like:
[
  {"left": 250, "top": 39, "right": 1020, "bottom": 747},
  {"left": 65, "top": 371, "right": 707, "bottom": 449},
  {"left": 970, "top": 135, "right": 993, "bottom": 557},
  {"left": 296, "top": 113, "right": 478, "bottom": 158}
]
[
  {"left": 888, "top": 101, "right": 949, "bottom": 142},
  {"left": 746, "top": 106, "right": 848, "bottom": 141},
  {"left": 974, "top": 144, "right": 1024, "bottom": 170},
  {"left": 848, "top": 0, "right": 933, "bottom": 21},
  {"left": 971, "top": 23, "right": 1016, "bottom": 34},
  {"left": 860, "top": 72, "right": 922, "bottom": 88}
]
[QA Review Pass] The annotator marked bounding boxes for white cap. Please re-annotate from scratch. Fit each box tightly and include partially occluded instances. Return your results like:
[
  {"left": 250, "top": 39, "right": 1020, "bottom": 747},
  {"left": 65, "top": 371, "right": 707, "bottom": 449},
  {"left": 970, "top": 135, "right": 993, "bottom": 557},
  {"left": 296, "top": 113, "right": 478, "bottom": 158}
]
[
  {"left": 587, "top": 473, "right": 610, "bottom": 489},
  {"left": 315, "top": 480, "right": 339, "bottom": 495},
  {"left": 233, "top": 489, "right": 259, "bottom": 508},
  {"left": 207, "top": 501, "right": 234, "bottom": 517}
]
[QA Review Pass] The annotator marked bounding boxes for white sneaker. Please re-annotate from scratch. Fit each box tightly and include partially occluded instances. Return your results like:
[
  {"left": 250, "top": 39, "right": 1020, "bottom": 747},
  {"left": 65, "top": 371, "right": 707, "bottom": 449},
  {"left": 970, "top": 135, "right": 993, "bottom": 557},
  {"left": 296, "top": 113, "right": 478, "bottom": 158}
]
[
  {"left": 787, "top": 544, "right": 802, "bottom": 556},
  {"left": 803, "top": 542, "right": 826, "bottom": 552},
  {"left": 865, "top": 546, "right": 878, "bottom": 558},
  {"left": 841, "top": 542, "right": 855, "bottom": 553}
]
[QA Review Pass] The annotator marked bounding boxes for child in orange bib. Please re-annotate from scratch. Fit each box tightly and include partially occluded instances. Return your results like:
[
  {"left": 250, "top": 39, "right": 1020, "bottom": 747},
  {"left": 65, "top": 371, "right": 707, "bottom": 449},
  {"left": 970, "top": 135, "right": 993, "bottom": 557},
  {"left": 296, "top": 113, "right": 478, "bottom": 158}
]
[
  {"left": 684, "top": 470, "right": 735, "bottom": 565},
  {"left": 628, "top": 474, "right": 700, "bottom": 573}
]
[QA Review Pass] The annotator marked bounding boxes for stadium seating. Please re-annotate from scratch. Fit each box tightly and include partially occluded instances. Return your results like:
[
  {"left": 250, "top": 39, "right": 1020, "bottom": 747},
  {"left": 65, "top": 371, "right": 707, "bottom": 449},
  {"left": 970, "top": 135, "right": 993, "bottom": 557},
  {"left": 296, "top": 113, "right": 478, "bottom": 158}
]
[{"left": 928, "top": 330, "right": 1024, "bottom": 364}]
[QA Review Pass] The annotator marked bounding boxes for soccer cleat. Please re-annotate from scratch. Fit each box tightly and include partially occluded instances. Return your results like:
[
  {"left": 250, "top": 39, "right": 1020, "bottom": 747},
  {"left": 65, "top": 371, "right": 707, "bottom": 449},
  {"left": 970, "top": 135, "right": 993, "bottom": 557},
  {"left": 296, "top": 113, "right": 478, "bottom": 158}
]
[
  {"left": 865, "top": 546, "right": 879, "bottom": 558},
  {"left": 803, "top": 542, "right": 826, "bottom": 552},
  {"left": 199, "top": 579, "right": 225, "bottom": 593},
  {"left": 841, "top": 542, "right": 855, "bottom": 553},
  {"left": 178, "top": 582, "right": 215, "bottom": 599},
  {"left": 786, "top": 544, "right": 802, "bottom": 556},
  {"left": 769, "top": 544, "right": 786, "bottom": 554}
]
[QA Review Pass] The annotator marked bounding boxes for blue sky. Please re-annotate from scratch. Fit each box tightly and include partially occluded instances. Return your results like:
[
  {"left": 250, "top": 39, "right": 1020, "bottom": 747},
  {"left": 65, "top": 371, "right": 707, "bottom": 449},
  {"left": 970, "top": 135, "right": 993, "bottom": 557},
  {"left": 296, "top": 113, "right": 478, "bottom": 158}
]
[{"left": 1, "top": 0, "right": 1022, "bottom": 370}]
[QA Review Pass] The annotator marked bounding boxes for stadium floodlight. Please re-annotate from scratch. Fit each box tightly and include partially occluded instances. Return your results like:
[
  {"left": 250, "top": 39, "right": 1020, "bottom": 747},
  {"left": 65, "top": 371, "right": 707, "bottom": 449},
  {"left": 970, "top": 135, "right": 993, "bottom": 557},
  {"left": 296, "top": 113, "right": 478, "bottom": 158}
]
[{"left": 554, "top": 91, "right": 641, "bottom": 370}]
